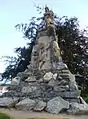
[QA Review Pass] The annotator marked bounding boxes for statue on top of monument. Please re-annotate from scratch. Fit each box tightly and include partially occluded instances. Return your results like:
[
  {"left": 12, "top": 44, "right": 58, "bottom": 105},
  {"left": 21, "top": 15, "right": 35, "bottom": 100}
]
[
  {"left": 43, "top": 6, "right": 62, "bottom": 64},
  {"left": 44, "top": 6, "right": 54, "bottom": 27},
  {"left": 44, "top": 6, "right": 58, "bottom": 42}
]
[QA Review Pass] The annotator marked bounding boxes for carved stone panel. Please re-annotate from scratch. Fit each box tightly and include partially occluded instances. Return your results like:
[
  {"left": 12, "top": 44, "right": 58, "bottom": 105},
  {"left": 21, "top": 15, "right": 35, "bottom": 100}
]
[{"left": 38, "top": 36, "right": 52, "bottom": 70}]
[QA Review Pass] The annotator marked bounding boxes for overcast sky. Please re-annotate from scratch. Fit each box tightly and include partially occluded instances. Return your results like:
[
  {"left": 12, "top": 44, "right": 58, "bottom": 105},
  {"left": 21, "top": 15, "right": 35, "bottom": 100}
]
[{"left": 0, "top": 0, "right": 88, "bottom": 73}]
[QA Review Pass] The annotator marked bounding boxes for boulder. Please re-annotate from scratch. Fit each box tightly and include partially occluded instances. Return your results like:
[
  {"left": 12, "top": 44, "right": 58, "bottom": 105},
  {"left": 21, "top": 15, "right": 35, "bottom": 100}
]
[
  {"left": 58, "top": 91, "right": 80, "bottom": 98},
  {"left": 48, "top": 79, "right": 56, "bottom": 86},
  {"left": 34, "top": 100, "right": 46, "bottom": 111},
  {"left": 43, "top": 72, "right": 53, "bottom": 82},
  {"left": 69, "top": 72, "right": 78, "bottom": 91},
  {"left": 53, "top": 73, "right": 57, "bottom": 80},
  {"left": 48, "top": 79, "right": 68, "bottom": 87},
  {"left": 25, "top": 76, "right": 36, "bottom": 82},
  {"left": 21, "top": 86, "right": 37, "bottom": 94},
  {"left": 16, "top": 98, "right": 36, "bottom": 110},
  {"left": 0, "top": 97, "right": 19, "bottom": 107},
  {"left": 46, "top": 96, "right": 69, "bottom": 114},
  {"left": 56, "top": 62, "right": 68, "bottom": 70},
  {"left": 68, "top": 102, "right": 88, "bottom": 114},
  {"left": 54, "top": 85, "right": 69, "bottom": 92},
  {"left": 80, "top": 96, "right": 88, "bottom": 105},
  {"left": 11, "top": 76, "right": 20, "bottom": 85},
  {"left": 17, "top": 72, "right": 30, "bottom": 81}
]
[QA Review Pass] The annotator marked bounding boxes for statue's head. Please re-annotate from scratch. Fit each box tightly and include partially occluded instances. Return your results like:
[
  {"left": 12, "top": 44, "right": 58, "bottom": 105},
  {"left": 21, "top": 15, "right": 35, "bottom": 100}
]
[
  {"left": 44, "top": 6, "right": 54, "bottom": 17},
  {"left": 45, "top": 5, "right": 49, "bottom": 13}
]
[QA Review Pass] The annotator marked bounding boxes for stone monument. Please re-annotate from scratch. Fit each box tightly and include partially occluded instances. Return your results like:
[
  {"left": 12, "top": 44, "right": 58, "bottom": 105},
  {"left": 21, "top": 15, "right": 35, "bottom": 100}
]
[
  {"left": 31, "top": 6, "right": 64, "bottom": 70},
  {"left": 1, "top": 6, "right": 88, "bottom": 114}
]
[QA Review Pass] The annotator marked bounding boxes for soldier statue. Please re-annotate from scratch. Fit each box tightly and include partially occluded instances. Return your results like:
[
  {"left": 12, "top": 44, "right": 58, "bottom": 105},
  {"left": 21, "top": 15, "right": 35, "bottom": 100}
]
[
  {"left": 44, "top": 6, "right": 58, "bottom": 42},
  {"left": 44, "top": 6, "right": 62, "bottom": 63}
]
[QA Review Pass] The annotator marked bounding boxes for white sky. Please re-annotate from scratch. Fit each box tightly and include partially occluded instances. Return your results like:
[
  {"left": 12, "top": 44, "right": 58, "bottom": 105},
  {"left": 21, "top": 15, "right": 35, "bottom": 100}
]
[{"left": 0, "top": 0, "right": 88, "bottom": 73}]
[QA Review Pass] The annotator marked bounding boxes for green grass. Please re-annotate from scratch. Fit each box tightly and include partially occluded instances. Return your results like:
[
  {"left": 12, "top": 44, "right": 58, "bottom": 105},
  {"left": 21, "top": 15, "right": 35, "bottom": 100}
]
[{"left": 0, "top": 112, "right": 11, "bottom": 119}]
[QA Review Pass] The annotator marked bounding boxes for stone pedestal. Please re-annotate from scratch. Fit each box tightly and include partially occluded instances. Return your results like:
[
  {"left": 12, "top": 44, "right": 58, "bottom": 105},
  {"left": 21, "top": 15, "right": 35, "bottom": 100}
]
[{"left": 31, "top": 30, "right": 65, "bottom": 71}]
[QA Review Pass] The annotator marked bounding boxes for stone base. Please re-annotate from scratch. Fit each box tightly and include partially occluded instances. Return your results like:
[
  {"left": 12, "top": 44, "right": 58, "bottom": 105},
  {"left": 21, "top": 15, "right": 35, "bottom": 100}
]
[{"left": 1, "top": 68, "right": 87, "bottom": 114}]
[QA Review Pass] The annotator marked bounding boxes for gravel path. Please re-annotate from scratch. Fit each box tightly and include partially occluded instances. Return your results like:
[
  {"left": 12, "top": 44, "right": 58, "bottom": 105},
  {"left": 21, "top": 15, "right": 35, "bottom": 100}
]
[{"left": 0, "top": 108, "right": 88, "bottom": 119}]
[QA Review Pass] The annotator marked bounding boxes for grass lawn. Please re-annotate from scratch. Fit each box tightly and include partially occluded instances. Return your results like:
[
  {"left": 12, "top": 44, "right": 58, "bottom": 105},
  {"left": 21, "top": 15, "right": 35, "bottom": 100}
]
[{"left": 0, "top": 112, "right": 11, "bottom": 119}]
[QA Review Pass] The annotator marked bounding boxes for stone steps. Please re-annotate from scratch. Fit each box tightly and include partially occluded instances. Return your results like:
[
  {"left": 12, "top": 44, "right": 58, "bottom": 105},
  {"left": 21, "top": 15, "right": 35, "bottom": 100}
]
[
  {"left": 57, "top": 69, "right": 71, "bottom": 81},
  {"left": 61, "top": 69, "right": 70, "bottom": 73},
  {"left": 58, "top": 73, "right": 70, "bottom": 80},
  {"left": 59, "top": 74, "right": 69, "bottom": 78}
]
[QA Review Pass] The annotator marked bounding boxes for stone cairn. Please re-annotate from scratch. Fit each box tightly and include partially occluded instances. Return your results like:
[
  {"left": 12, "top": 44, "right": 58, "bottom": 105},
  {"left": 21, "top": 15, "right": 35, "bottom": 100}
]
[{"left": 1, "top": 6, "right": 88, "bottom": 114}]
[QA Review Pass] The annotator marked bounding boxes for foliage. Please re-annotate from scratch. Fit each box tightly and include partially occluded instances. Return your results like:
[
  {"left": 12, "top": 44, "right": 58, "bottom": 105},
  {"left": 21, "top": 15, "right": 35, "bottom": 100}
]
[
  {"left": 1, "top": 45, "right": 33, "bottom": 81},
  {"left": 1, "top": 17, "right": 38, "bottom": 81},
  {"left": 55, "top": 17, "right": 88, "bottom": 85}
]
